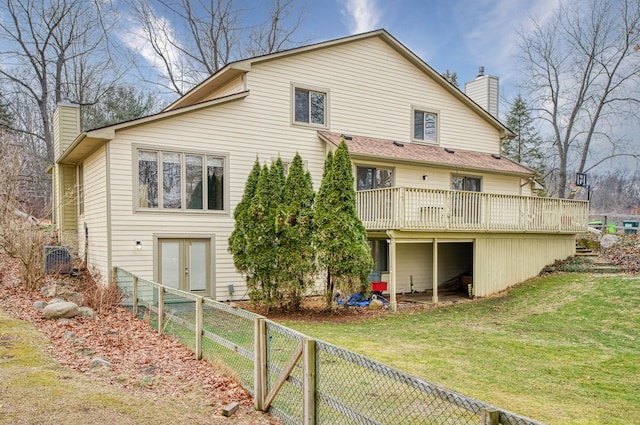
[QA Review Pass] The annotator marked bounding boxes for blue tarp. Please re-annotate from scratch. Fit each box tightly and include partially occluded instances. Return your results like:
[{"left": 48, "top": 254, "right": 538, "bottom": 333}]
[{"left": 335, "top": 292, "right": 389, "bottom": 307}]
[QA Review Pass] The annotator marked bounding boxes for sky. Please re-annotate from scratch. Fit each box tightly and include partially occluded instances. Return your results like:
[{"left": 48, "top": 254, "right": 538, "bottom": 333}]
[{"left": 286, "top": 0, "right": 561, "bottom": 110}]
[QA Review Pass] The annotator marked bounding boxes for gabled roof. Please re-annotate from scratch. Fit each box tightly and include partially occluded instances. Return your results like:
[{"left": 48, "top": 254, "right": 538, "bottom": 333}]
[
  {"left": 318, "top": 131, "right": 534, "bottom": 177},
  {"left": 164, "top": 29, "right": 513, "bottom": 138},
  {"left": 57, "top": 91, "right": 249, "bottom": 165}
]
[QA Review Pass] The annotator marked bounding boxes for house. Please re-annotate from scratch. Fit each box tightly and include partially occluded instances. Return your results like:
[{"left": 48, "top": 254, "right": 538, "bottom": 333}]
[{"left": 50, "top": 29, "right": 588, "bottom": 310}]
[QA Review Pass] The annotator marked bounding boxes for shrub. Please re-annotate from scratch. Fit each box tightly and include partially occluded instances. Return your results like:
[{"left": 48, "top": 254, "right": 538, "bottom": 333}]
[
  {"left": 77, "top": 269, "right": 123, "bottom": 312},
  {"left": 0, "top": 220, "right": 48, "bottom": 290}
]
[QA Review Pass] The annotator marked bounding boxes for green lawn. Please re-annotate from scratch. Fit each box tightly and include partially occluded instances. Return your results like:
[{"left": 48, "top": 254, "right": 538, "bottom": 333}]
[{"left": 279, "top": 274, "right": 640, "bottom": 425}]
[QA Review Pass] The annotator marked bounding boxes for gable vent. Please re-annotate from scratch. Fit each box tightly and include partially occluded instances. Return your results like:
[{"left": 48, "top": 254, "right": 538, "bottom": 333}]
[{"left": 43, "top": 246, "right": 73, "bottom": 274}]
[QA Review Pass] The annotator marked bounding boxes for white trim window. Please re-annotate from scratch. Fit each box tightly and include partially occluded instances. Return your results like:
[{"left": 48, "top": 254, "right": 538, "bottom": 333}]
[
  {"left": 137, "top": 149, "right": 226, "bottom": 212},
  {"left": 293, "top": 86, "right": 327, "bottom": 126},
  {"left": 413, "top": 109, "right": 438, "bottom": 143}
]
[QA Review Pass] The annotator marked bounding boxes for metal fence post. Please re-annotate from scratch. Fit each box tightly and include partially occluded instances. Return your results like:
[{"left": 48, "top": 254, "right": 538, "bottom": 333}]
[
  {"left": 254, "top": 317, "right": 267, "bottom": 411},
  {"left": 195, "top": 297, "right": 203, "bottom": 360},
  {"left": 303, "top": 338, "right": 317, "bottom": 425},
  {"left": 132, "top": 276, "right": 138, "bottom": 318},
  {"left": 157, "top": 286, "right": 164, "bottom": 335}
]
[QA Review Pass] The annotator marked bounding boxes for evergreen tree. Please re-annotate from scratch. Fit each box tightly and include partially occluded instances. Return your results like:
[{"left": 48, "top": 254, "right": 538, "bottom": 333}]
[
  {"left": 442, "top": 69, "right": 459, "bottom": 88},
  {"left": 277, "top": 153, "right": 316, "bottom": 310},
  {"left": 315, "top": 141, "right": 373, "bottom": 307},
  {"left": 82, "top": 85, "right": 159, "bottom": 130},
  {"left": 243, "top": 158, "right": 285, "bottom": 309},
  {"left": 228, "top": 159, "right": 261, "bottom": 281},
  {"left": 503, "top": 94, "right": 545, "bottom": 179},
  {"left": 0, "top": 92, "right": 13, "bottom": 132}
]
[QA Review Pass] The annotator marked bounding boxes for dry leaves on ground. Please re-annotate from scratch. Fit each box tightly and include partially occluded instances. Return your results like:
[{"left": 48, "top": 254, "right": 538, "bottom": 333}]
[{"left": 0, "top": 253, "right": 278, "bottom": 424}]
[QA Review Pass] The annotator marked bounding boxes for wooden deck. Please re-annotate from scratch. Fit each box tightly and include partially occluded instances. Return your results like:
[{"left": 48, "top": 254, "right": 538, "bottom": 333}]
[{"left": 356, "top": 187, "right": 589, "bottom": 233}]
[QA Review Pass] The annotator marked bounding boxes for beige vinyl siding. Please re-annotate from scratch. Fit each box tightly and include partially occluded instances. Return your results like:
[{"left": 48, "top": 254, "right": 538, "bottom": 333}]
[
  {"left": 202, "top": 75, "right": 244, "bottom": 101},
  {"left": 105, "top": 96, "right": 328, "bottom": 299},
  {"left": 52, "top": 104, "right": 80, "bottom": 160},
  {"left": 354, "top": 160, "right": 529, "bottom": 196},
  {"left": 465, "top": 75, "right": 499, "bottom": 118},
  {"left": 60, "top": 165, "right": 77, "bottom": 231},
  {"left": 480, "top": 173, "right": 523, "bottom": 195},
  {"left": 78, "top": 146, "right": 109, "bottom": 280},
  {"left": 396, "top": 243, "right": 432, "bottom": 292},
  {"left": 474, "top": 235, "right": 575, "bottom": 297},
  {"left": 250, "top": 37, "right": 501, "bottom": 154}
]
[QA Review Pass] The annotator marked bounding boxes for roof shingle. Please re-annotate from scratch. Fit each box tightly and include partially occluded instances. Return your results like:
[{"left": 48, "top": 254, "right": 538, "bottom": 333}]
[{"left": 318, "top": 131, "right": 533, "bottom": 176}]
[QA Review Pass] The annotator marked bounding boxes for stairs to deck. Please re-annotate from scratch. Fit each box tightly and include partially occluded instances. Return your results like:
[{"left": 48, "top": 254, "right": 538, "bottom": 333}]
[{"left": 575, "top": 243, "right": 624, "bottom": 273}]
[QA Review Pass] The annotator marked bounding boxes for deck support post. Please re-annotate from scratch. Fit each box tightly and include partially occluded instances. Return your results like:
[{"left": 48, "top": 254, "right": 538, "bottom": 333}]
[
  {"left": 432, "top": 238, "right": 439, "bottom": 304},
  {"left": 389, "top": 235, "right": 397, "bottom": 312}
]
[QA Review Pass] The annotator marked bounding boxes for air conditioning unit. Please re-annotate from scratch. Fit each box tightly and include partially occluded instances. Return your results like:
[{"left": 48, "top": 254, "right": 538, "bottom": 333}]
[{"left": 43, "top": 245, "right": 73, "bottom": 274}]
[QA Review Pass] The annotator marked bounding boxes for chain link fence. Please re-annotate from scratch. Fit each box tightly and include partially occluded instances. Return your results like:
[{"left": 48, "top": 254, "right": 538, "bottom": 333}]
[{"left": 114, "top": 268, "right": 545, "bottom": 425}]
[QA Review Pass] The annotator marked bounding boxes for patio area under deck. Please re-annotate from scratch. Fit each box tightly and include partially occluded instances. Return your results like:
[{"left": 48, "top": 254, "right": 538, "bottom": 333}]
[{"left": 359, "top": 188, "right": 589, "bottom": 311}]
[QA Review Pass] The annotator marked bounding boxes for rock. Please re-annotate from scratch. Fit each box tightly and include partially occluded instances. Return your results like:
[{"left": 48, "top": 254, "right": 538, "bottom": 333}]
[
  {"left": 40, "top": 284, "right": 57, "bottom": 297},
  {"left": 78, "top": 347, "right": 94, "bottom": 357},
  {"left": 42, "top": 301, "right": 78, "bottom": 319},
  {"left": 600, "top": 234, "right": 619, "bottom": 249},
  {"left": 33, "top": 300, "right": 48, "bottom": 310},
  {"left": 47, "top": 298, "right": 66, "bottom": 305},
  {"left": 77, "top": 307, "right": 96, "bottom": 320},
  {"left": 89, "top": 356, "right": 112, "bottom": 370},
  {"left": 59, "top": 291, "right": 83, "bottom": 305},
  {"left": 63, "top": 331, "right": 76, "bottom": 340},
  {"left": 368, "top": 298, "right": 384, "bottom": 310}
]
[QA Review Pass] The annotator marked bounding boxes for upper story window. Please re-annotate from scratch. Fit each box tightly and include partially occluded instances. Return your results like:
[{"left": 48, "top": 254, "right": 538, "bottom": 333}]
[
  {"left": 137, "top": 148, "right": 225, "bottom": 212},
  {"left": 413, "top": 109, "right": 438, "bottom": 143},
  {"left": 356, "top": 166, "right": 393, "bottom": 191},
  {"left": 452, "top": 175, "right": 481, "bottom": 192},
  {"left": 293, "top": 86, "right": 327, "bottom": 126}
]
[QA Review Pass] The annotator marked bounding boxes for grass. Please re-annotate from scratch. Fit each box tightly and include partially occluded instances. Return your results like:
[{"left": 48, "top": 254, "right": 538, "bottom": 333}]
[
  {"left": 0, "top": 309, "right": 251, "bottom": 425},
  {"left": 279, "top": 274, "right": 640, "bottom": 425}
]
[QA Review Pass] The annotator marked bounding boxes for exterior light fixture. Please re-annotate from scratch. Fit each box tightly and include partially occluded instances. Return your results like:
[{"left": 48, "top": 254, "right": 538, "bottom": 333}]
[{"left": 135, "top": 240, "right": 142, "bottom": 251}]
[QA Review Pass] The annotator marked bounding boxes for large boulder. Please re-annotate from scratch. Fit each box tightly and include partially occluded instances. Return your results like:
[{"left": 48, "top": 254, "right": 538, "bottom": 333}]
[
  {"left": 42, "top": 301, "right": 78, "bottom": 319},
  {"left": 600, "top": 234, "right": 619, "bottom": 249}
]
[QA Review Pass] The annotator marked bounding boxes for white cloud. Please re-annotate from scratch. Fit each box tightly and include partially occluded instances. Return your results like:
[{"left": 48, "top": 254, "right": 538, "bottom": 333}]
[
  {"left": 342, "top": 0, "right": 381, "bottom": 34},
  {"left": 118, "top": 7, "right": 183, "bottom": 84}
]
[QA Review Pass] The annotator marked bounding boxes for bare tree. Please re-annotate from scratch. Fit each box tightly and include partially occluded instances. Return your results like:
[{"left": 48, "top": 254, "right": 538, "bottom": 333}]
[
  {"left": 127, "top": 0, "right": 305, "bottom": 97},
  {"left": 518, "top": 0, "right": 640, "bottom": 198},
  {"left": 0, "top": 0, "right": 126, "bottom": 164},
  {"left": 245, "top": 0, "right": 305, "bottom": 56}
]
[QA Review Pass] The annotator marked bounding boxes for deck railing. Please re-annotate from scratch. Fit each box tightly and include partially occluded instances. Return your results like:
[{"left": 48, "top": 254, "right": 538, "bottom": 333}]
[{"left": 356, "top": 187, "right": 589, "bottom": 233}]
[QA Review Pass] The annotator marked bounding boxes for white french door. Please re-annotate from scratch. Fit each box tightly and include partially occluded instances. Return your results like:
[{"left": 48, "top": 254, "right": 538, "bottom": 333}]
[{"left": 158, "top": 238, "right": 210, "bottom": 294}]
